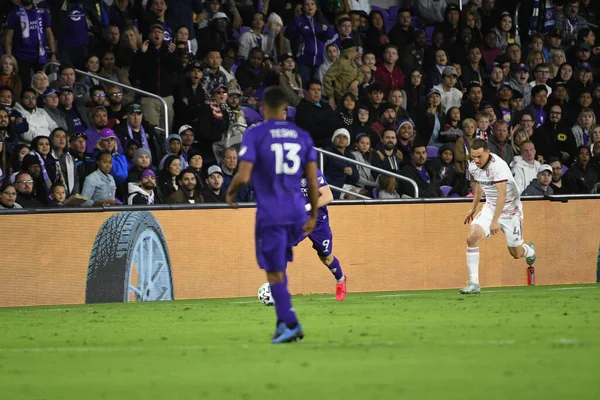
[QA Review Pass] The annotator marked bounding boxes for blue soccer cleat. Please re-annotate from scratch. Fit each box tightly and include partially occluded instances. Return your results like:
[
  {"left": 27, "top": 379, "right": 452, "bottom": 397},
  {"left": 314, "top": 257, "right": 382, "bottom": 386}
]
[
  {"left": 272, "top": 322, "right": 286, "bottom": 340},
  {"left": 272, "top": 323, "right": 304, "bottom": 344}
]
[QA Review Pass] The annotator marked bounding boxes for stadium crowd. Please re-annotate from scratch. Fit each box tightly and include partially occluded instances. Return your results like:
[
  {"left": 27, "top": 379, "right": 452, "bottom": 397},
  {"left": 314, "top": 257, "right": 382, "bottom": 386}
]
[{"left": 0, "top": 0, "right": 599, "bottom": 209}]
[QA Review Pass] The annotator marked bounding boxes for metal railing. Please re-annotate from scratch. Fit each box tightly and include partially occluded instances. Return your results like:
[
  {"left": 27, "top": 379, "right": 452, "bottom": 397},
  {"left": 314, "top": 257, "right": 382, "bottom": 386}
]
[
  {"left": 46, "top": 62, "right": 170, "bottom": 137},
  {"left": 315, "top": 147, "right": 420, "bottom": 198}
]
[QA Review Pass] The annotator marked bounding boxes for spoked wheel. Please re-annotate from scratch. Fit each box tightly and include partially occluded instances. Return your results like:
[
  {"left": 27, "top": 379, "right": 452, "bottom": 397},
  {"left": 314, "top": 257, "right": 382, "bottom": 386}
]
[{"left": 85, "top": 212, "right": 174, "bottom": 304}]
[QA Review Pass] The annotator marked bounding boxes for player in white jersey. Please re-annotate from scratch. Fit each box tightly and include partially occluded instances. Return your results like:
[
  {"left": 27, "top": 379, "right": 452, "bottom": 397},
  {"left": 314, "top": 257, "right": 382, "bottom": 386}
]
[{"left": 461, "top": 139, "right": 537, "bottom": 294}]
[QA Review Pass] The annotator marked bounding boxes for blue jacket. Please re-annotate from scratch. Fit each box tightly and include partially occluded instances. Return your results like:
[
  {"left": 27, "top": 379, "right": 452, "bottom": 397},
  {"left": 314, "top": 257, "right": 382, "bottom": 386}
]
[
  {"left": 287, "top": 16, "right": 334, "bottom": 67},
  {"left": 323, "top": 146, "right": 359, "bottom": 190},
  {"left": 91, "top": 148, "right": 128, "bottom": 186}
]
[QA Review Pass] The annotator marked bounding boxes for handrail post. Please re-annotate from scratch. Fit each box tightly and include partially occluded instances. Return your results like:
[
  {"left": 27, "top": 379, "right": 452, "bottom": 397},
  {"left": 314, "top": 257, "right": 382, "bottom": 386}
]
[{"left": 46, "top": 62, "right": 170, "bottom": 137}]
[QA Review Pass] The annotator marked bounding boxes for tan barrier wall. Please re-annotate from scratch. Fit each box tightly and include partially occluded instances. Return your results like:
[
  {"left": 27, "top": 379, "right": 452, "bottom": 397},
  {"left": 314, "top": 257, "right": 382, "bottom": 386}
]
[{"left": 0, "top": 200, "right": 598, "bottom": 307}]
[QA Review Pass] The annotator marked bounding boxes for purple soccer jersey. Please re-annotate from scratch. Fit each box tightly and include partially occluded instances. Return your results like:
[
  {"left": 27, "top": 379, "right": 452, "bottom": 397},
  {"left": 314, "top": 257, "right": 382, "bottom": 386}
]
[
  {"left": 300, "top": 169, "right": 333, "bottom": 257},
  {"left": 239, "top": 119, "right": 317, "bottom": 226},
  {"left": 239, "top": 119, "right": 317, "bottom": 271},
  {"left": 7, "top": 6, "right": 51, "bottom": 63}
]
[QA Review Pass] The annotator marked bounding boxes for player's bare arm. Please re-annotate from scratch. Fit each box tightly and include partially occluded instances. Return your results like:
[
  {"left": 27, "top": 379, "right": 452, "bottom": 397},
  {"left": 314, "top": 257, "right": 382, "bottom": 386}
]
[
  {"left": 306, "top": 184, "right": 334, "bottom": 211},
  {"left": 226, "top": 160, "right": 253, "bottom": 208},
  {"left": 465, "top": 182, "right": 483, "bottom": 224},
  {"left": 303, "top": 161, "right": 320, "bottom": 235},
  {"left": 491, "top": 181, "right": 507, "bottom": 235}
]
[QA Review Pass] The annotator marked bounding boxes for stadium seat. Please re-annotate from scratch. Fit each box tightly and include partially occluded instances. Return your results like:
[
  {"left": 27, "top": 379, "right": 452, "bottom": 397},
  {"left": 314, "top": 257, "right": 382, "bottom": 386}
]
[
  {"left": 424, "top": 25, "right": 435, "bottom": 46},
  {"left": 239, "top": 26, "right": 252, "bottom": 36},
  {"left": 385, "top": 19, "right": 395, "bottom": 33},
  {"left": 232, "top": 29, "right": 240, "bottom": 40},
  {"left": 388, "top": 6, "right": 399, "bottom": 19},
  {"left": 286, "top": 106, "right": 296, "bottom": 121},
  {"left": 242, "top": 107, "right": 263, "bottom": 125},
  {"left": 562, "top": 165, "right": 568, "bottom": 175},
  {"left": 427, "top": 146, "right": 439, "bottom": 159},
  {"left": 411, "top": 16, "right": 421, "bottom": 29},
  {"left": 371, "top": 6, "right": 389, "bottom": 19},
  {"left": 440, "top": 185, "right": 452, "bottom": 197}
]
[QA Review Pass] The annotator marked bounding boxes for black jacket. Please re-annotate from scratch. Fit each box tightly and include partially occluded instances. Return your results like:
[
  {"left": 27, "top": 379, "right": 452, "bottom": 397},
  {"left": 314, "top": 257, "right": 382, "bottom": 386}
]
[
  {"left": 562, "top": 164, "right": 598, "bottom": 194},
  {"left": 398, "top": 163, "right": 443, "bottom": 198},
  {"left": 201, "top": 187, "right": 226, "bottom": 203},
  {"left": 130, "top": 44, "right": 181, "bottom": 97},
  {"left": 323, "top": 146, "right": 359, "bottom": 190},
  {"left": 114, "top": 121, "right": 163, "bottom": 168},
  {"left": 235, "top": 61, "right": 267, "bottom": 92},
  {"left": 371, "top": 147, "right": 404, "bottom": 179},
  {"left": 174, "top": 80, "right": 206, "bottom": 128},
  {"left": 295, "top": 99, "right": 339, "bottom": 148}
]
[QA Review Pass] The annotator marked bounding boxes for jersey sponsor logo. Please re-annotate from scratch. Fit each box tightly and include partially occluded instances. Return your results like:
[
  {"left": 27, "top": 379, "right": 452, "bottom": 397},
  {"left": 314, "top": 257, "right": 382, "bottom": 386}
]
[
  {"left": 238, "top": 145, "right": 247, "bottom": 157},
  {"left": 69, "top": 9, "right": 85, "bottom": 21},
  {"left": 301, "top": 178, "right": 307, "bottom": 187}
]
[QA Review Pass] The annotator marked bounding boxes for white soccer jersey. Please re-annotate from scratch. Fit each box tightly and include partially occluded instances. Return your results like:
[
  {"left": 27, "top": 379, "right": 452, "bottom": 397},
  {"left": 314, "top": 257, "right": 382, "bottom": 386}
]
[{"left": 468, "top": 154, "right": 522, "bottom": 217}]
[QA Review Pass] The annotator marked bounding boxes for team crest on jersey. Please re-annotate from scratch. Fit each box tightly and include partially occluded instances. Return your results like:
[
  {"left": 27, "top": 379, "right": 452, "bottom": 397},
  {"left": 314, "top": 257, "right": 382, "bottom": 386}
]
[
  {"left": 557, "top": 133, "right": 567, "bottom": 141},
  {"left": 301, "top": 178, "right": 307, "bottom": 186}
]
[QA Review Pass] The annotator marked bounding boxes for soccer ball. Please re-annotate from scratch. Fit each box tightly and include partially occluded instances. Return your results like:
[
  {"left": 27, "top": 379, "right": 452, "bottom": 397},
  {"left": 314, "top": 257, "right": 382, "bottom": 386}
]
[{"left": 258, "top": 282, "right": 275, "bottom": 306}]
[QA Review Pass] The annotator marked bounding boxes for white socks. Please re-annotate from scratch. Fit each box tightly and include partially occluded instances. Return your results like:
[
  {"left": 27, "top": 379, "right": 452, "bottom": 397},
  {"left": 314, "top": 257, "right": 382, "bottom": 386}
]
[
  {"left": 467, "top": 247, "right": 480, "bottom": 284},
  {"left": 522, "top": 243, "right": 535, "bottom": 258}
]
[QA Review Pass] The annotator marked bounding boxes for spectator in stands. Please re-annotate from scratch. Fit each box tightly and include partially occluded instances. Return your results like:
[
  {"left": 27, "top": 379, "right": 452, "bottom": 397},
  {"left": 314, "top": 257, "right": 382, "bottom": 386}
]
[
  {"left": 167, "top": 168, "right": 203, "bottom": 204},
  {"left": 325, "top": 16, "right": 357, "bottom": 52},
  {"left": 201, "top": 165, "right": 226, "bottom": 203},
  {"left": 31, "top": 71, "right": 49, "bottom": 101},
  {"left": 364, "top": 10, "right": 389, "bottom": 59},
  {"left": 236, "top": 47, "right": 268, "bottom": 101},
  {"left": 461, "top": 46, "right": 488, "bottom": 89},
  {"left": 93, "top": 128, "right": 128, "bottom": 187},
  {"left": 460, "top": 82, "right": 484, "bottom": 120},
  {"left": 434, "top": 66, "right": 462, "bottom": 114},
  {"left": 548, "top": 157, "right": 565, "bottom": 194},
  {"left": 197, "top": 83, "right": 231, "bottom": 158},
  {"left": 387, "top": 89, "right": 410, "bottom": 123},
  {"left": 51, "top": 63, "right": 78, "bottom": 94},
  {"left": 201, "top": 49, "right": 229, "bottom": 100},
  {"left": 509, "top": 63, "right": 532, "bottom": 107},
  {"left": 0, "top": 55, "right": 22, "bottom": 100},
  {"left": 128, "top": 168, "right": 160, "bottom": 205},
  {"left": 400, "top": 29, "right": 426, "bottom": 77},
  {"left": 49, "top": 128, "right": 78, "bottom": 196},
  {"left": 441, "top": 4, "right": 461, "bottom": 46},
  {"left": 491, "top": 82, "right": 514, "bottom": 127},
  {"left": 483, "top": 63, "right": 503, "bottom": 103},
  {"left": 126, "top": 147, "right": 153, "bottom": 184},
  {"left": 371, "top": 103, "right": 399, "bottom": 141},
  {"left": 364, "top": 82, "right": 387, "bottom": 121},
  {"left": 372, "top": 128, "right": 403, "bottom": 177},
  {"left": 488, "top": 120, "right": 514, "bottom": 165},
  {"left": 196, "top": 12, "right": 232, "bottom": 60},
  {"left": 405, "top": 69, "right": 426, "bottom": 116},
  {"left": 572, "top": 108, "right": 596, "bottom": 147},
  {"left": 56, "top": 0, "right": 89, "bottom": 70},
  {"left": 277, "top": 54, "right": 303, "bottom": 107},
  {"left": 377, "top": 174, "right": 400, "bottom": 199},
  {"left": 159, "top": 134, "right": 188, "bottom": 170},
  {"left": 114, "top": 103, "right": 162, "bottom": 167},
  {"left": 87, "top": 86, "right": 108, "bottom": 112},
  {"left": 81, "top": 151, "right": 119, "bottom": 207},
  {"left": 374, "top": 44, "right": 404, "bottom": 99},
  {"left": 454, "top": 118, "right": 476, "bottom": 176},
  {"left": 522, "top": 164, "right": 554, "bottom": 196},
  {"left": 4, "top": 0, "right": 57, "bottom": 87},
  {"left": 0, "top": 182, "right": 21, "bottom": 209},
  {"left": 14, "top": 87, "right": 58, "bottom": 145},
  {"left": 323, "top": 39, "right": 362, "bottom": 107},
  {"left": 388, "top": 7, "right": 414, "bottom": 55},
  {"left": 563, "top": 145, "right": 598, "bottom": 193},
  {"left": 106, "top": 86, "right": 126, "bottom": 124},
  {"left": 78, "top": 55, "right": 101, "bottom": 89},
  {"left": 85, "top": 106, "right": 113, "bottom": 153},
  {"left": 287, "top": 0, "right": 333, "bottom": 86},
  {"left": 238, "top": 11, "right": 268, "bottom": 60},
  {"left": 555, "top": 0, "right": 589, "bottom": 48},
  {"left": 532, "top": 104, "right": 562, "bottom": 162},
  {"left": 30, "top": 135, "right": 59, "bottom": 195},
  {"left": 186, "top": 148, "right": 205, "bottom": 191},
  {"left": 130, "top": 23, "right": 179, "bottom": 132},
  {"left": 109, "top": 0, "right": 135, "bottom": 29},
  {"left": 323, "top": 128, "right": 360, "bottom": 197},
  {"left": 176, "top": 125, "right": 195, "bottom": 161},
  {"left": 165, "top": 0, "right": 203, "bottom": 55},
  {"left": 157, "top": 154, "right": 181, "bottom": 199},
  {"left": 427, "top": 49, "right": 449, "bottom": 88},
  {"left": 0, "top": 87, "right": 28, "bottom": 141},
  {"left": 265, "top": 13, "right": 291, "bottom": 63},
  {"left": 295, "top": 79, "right": 338, "bottom": 148},
  {"left": 350, "top": 132, "right": 377, "bottom": 190},
  {"left": 8, "top": 144, "right": 29, "bottom": 179},
  {"left": 98, "top": 51, "right": 134, "bottom": 105},
  {"left": 58, "top": 85, "right": 90, "bottom": 134},
  {"left": 506, "top": 43, "right": 522, "bottom": 66},
  {"left": 414, "top": 88, "right": 444, "bottom": 147},
  {"left": 511, "top": 140, "right": 541, "bottom": 193},
  {"left": 173, "top": 61, "right": 205, "bottom": 128},
  {"left": 225, "top": 82, "right": 246, "bottom": 125},
  {"left": 14, "top": 171, "right": 44, "bottom": 208},
  {"left": 399, "top": 145, "right": 443, "bottom": 198},
  {"left": 528, "top": 85, "right": 548, "bottom": 130},
  {"left": 140, "top": 0, "right": 173, "bottom": 43},
  {"left": 492, "top": 12, "right": 520, "bottom": 52},
  {"left": 118, "top": 25, "right": 142, "bottom": 73},
  {"left": 0, "top": 108, "right": 9, "bottom": 178},
  {"left": 219, "top": 146, "right": 251, "bottom": 201}
]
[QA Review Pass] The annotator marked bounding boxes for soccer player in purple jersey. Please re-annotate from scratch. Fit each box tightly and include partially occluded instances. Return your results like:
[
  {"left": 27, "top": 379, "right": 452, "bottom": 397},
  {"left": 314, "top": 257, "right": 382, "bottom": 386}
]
[
  {"left": 300, "top": 169, "right": 348, "bottom": 301},
  {"left": 226, "top": 86, "right": 320, "bottom": 344}
]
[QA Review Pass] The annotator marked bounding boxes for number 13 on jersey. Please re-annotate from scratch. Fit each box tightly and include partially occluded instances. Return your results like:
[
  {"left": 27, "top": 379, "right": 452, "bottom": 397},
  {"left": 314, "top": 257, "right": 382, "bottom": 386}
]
[{"left": 271, "top": 143, "right": 301, "bottom": 175}]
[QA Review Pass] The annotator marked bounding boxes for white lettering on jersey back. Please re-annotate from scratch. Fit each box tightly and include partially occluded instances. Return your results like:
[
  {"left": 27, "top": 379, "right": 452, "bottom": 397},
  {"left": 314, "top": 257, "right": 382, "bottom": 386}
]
[
  {"left": 468, "top": 154, "right": 522, "bottom": 217},
  {"left": 270, "top": 129, "right": 298, "bottom": 139}
]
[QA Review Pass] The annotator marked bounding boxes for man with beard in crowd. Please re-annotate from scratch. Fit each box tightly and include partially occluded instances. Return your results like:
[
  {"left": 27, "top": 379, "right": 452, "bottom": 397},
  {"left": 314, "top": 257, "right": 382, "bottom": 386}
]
[
  {"left": 115, "top": 103, "right": 162, "bottom": 165},
  {"left": 14, "top": 171, "right": 44, "bottom": 208},
  {"left": 399, "top": 144, "right": 443, "bottom": 198},
  {"left": 372, "top": 128, "right": 403, "bottom": 179},
  {"left": 68, "top": 132, "right": 94, "bottom": 192},
  {"left": 58, "top": 85, "right": 90, "bottom": 134},
  {"left": 169, "top": 168, "right": 204, "bottom": 204},
  {"left": 202, "top": 165, "right": 226, "bottom": 202},
  {"left": 128, "top": 168, "right": 160, "bottom": 205},
  {"left": 371, "top": 104, "right": 398, "bottom": 139},
  {"left": 106, "top": 86, "right": 127, "bottom": 125},
  {"left": 175, "top": 61, "right": 205, "bottom": 128},
  {"left": 547, "top": 157, "right": 565, "bottom": 194}
]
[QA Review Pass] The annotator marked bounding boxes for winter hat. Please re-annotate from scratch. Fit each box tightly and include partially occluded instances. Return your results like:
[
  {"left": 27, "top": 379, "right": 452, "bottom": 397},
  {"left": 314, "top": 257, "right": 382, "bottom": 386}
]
[
  {"left": 134, "top": 147, "right": 152, "bottom": 162},
  {"left": 396, "top": 120, "right": 413, "bottom": 133},
  {"left": 531, "top": 84, "right": 548, "bottom": 97},
  {"left": 139, "top": 168, "right": 156, "bottom": 180},
  {"left": 187, "top": 148, "right": 203, "bottom": 160},
  {"left": 167, "top": 134, "right": 182, "bottom": 143},
  {"left": 332, "top": 128, "right": 351, "bottom": 143},
  {"left": 439, "top": 143, "right": 455, "bottom": 158},
  {"left": 22, "top": 154, "right": 41, "bottom": 170},
  {"left": 268, "top": 13, "right": 283, "bottom": 27}
]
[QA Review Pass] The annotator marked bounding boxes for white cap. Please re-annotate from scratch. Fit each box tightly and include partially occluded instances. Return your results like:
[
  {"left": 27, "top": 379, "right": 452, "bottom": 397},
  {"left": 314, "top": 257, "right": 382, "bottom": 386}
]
[
  {"left": 178, "top": 125, "right": 195, "bottom": 135},
  {"left": 213, "top": 12, "right": 229, "bottom": 21},
  {"left": 331, "top": 128, "right": 351, "bottom": 143},
  {"left": 208, "top": 165, "right": 223, "bottom": 176},
  {"left": 538, "top": 164, "right": 552, "bottom": 174}
]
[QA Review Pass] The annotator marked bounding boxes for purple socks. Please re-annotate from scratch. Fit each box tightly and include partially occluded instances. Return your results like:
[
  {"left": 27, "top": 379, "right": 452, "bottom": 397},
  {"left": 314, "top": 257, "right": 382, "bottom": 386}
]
[
  {"left": 270, "top": 274, "right": 298, "bottom": 327},
  {"left": 328, "top": 256, "right": 344, "bottom": 281}
]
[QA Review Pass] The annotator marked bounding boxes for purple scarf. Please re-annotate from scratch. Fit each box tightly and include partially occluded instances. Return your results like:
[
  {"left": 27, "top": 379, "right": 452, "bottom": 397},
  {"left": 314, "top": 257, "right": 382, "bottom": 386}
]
[
  {"left": 127, "top": 123, "right": 150, "bottom": 151},
  {"left": 19, "top": 5, "right": 47, "bottom": 63}
]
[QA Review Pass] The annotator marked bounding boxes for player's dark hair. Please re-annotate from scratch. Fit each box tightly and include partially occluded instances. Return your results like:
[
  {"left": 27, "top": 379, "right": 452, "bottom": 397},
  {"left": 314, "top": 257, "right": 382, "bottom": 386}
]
[
  {"left": 262, "top": 86, "right": 290, "bottom": 110},
  {"left": 471, "top": 138, "right": 488, "bottom": 150}
]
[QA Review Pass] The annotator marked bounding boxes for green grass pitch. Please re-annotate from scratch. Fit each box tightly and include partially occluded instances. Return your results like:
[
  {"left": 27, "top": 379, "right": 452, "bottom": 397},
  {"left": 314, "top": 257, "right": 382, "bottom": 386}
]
[{"left": 1, "top": 284, "right": 599, "bottom": 399}]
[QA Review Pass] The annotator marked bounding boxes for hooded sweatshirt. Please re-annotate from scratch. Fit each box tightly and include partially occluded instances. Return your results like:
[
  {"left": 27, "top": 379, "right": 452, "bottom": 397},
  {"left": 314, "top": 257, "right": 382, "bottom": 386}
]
[
  {"left": 158, "top": 134, "right": 189, "bottom": 171},
  {"left": 510, "top": 155, "right": 541, "bottom": 193},
  {"left": 521, "top": 179, "right": 554, "bottom": 196},
  {"left": 127, "top": 182, "right": 156, "bottom": 205}
]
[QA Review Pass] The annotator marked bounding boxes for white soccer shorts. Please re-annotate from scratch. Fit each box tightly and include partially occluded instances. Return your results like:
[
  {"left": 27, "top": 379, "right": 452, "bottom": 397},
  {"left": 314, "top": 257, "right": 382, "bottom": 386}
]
[{"left": 472, "top": 208, "right": 524, "bottom": 247}]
